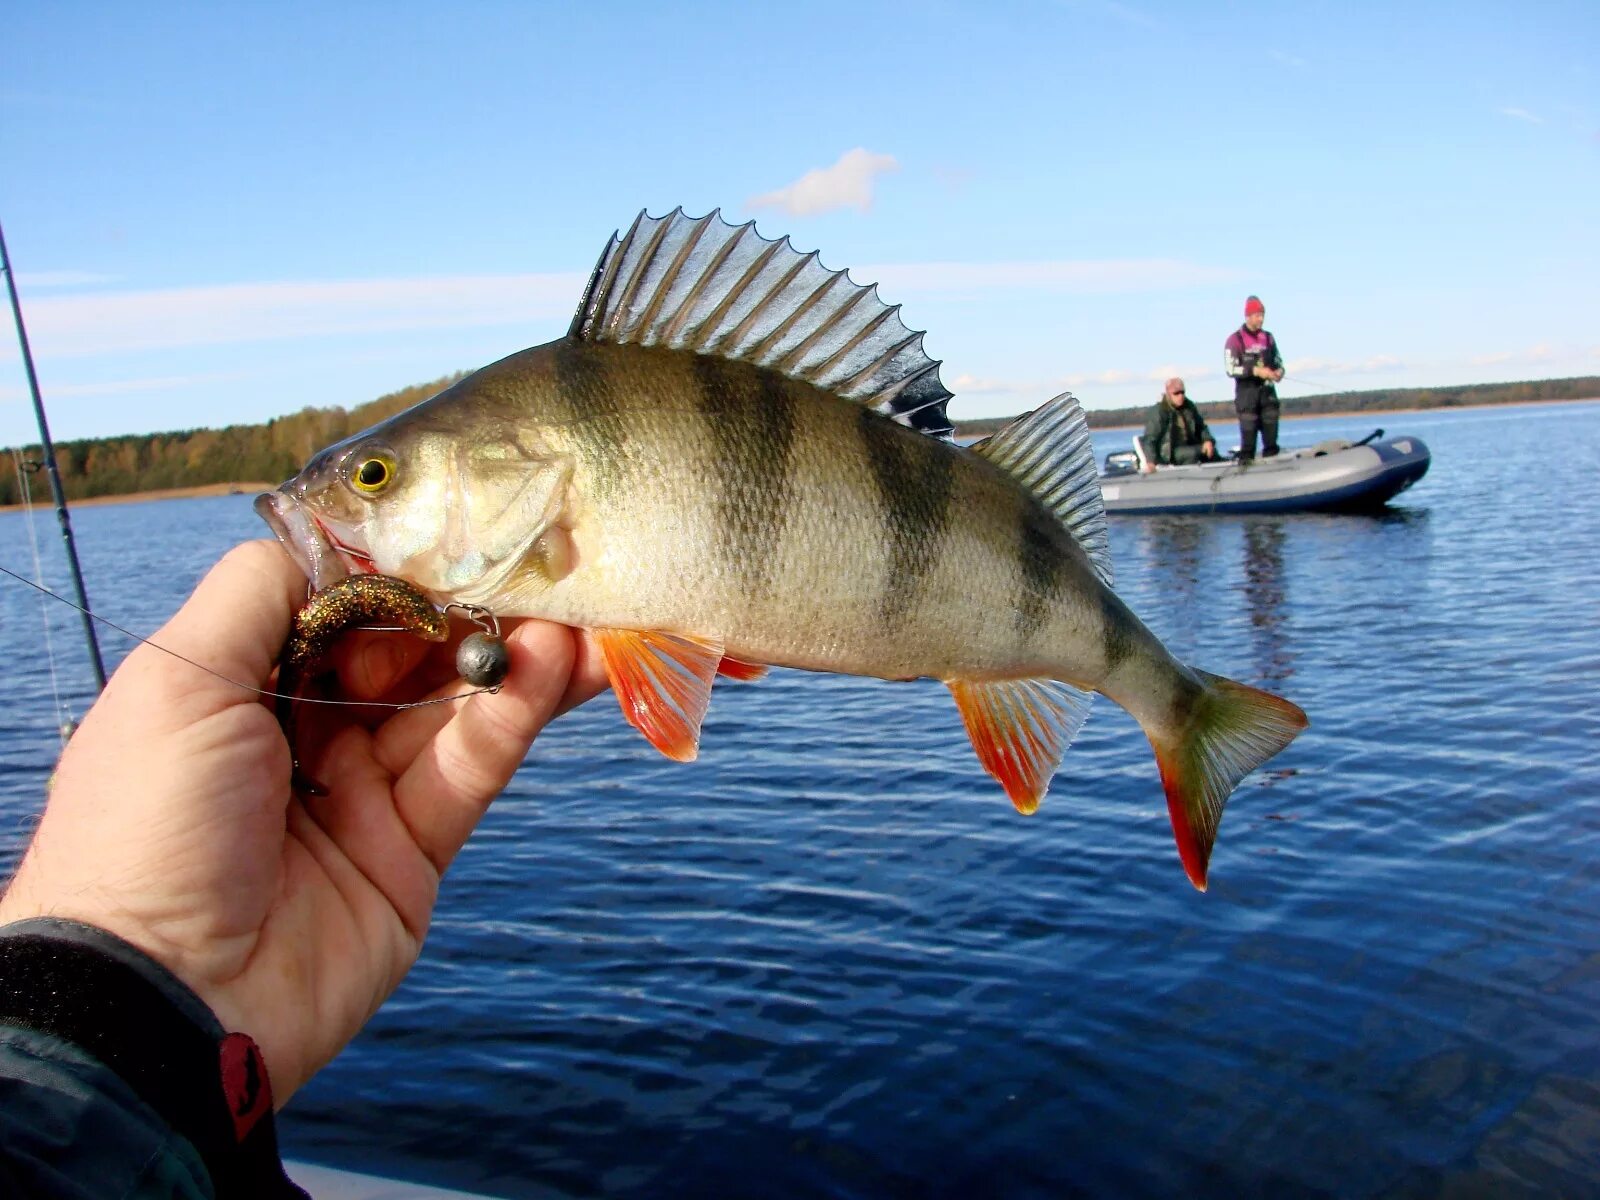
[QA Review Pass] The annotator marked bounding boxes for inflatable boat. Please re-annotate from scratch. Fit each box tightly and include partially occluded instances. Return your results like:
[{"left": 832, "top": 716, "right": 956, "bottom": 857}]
[{"left": 1097, "top": 429, "right": 1430, "bottom": 515}]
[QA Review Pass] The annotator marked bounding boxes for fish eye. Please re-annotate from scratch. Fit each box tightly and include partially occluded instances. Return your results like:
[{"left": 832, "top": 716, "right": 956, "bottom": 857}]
[{"left": 350, "top": 453, "right": 396, "bottom": 495}]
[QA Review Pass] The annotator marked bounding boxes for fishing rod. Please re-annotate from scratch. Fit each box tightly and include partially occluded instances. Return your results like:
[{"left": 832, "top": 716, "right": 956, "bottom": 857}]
[{"left": 1, "top": 216, "right": 107, "bottom": 691}]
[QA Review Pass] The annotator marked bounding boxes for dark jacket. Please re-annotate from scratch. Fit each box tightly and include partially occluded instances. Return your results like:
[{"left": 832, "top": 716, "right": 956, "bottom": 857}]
[
  {"left": 0, "top": 918, "right": 307, "bottom": 1199},
  {"left": 1143, "top": 397, "right": 1215, "bottom": 465}
]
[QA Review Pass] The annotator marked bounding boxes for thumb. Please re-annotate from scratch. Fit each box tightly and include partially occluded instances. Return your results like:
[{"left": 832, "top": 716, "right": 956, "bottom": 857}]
[{"left": 141, "top": 540, "right": 304, "bottom": 694}]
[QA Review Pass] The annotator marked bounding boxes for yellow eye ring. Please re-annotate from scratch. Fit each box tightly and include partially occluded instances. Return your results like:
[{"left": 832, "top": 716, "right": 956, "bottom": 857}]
[{"left": 351, "top": 454, "right": 395, "bottom": 495}]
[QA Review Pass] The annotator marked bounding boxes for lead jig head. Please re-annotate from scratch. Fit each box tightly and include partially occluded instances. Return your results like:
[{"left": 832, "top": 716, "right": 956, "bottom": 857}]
[{"left": 456, "top": 631, "right": 510, "bottom": 689}]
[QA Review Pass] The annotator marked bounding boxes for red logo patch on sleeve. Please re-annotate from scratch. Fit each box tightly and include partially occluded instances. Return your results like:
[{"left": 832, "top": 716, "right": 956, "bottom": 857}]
[{"left": 219, "top": 1031, "right": 274, "bottom": 1143}]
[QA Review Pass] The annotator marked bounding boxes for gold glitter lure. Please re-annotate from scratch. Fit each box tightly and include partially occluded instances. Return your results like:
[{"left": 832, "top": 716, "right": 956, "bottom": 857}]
[{"left": 277, "top": 574, "right": 450, "bottom": 794}]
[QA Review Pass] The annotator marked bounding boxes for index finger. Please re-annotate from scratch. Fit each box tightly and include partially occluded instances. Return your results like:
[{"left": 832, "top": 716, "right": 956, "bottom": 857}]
[{"left": 390, "top": 620, "right": 583, "bottom": 873}]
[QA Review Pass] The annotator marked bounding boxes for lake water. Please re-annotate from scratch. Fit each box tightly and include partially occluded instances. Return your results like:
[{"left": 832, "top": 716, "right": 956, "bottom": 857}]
[{"left": 2, "top": 402, "right": 1597, "bottom": 1198}]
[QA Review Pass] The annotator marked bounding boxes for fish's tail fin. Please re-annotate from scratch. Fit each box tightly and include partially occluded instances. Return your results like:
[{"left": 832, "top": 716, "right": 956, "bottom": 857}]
[{"left": 1146, "top": 670, "right": 1307, "bottom": 891}]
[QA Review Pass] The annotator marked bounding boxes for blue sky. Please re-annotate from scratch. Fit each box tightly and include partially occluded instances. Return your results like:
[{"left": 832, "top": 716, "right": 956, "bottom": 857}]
[{"left": 2, "top": 0, "right": 1595, "bottom": 446}]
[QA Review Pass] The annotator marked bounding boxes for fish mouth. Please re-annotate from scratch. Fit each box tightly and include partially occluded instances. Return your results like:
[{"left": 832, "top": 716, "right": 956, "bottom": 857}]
[{"left": 254, "top": 489, "right": 353, "bottom": 591}]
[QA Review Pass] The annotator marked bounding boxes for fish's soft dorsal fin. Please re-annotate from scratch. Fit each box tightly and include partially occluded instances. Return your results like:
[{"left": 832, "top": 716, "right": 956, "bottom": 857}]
[
  {"left": 570, "top": 208, "right": 955, "bottom": 440},
  {"left": 971, "top": 393, "right": 1112, "bottom": 587}
]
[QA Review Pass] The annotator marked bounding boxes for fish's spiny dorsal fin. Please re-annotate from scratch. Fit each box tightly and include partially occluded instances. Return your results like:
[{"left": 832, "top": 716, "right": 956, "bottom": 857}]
[
  {"left": 971, "top": 393, "right": 1112, "bottom": 587},
  {"left": 569, "top": 207, "right": 956, "bottom": 440}
]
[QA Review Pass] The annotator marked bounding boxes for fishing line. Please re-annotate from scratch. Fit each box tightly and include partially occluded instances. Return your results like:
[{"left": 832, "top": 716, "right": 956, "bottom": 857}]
[
  {"left": 10, "top": 452, "right": 73, "bottom": 743},
  {"left": 0, "top": 561, "right": 498, "bottom": 711}
]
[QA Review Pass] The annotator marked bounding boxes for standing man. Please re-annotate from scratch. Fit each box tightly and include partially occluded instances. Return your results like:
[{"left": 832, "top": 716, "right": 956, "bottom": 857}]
[
  {"left": 1142, "top": 377, "right": 1217, "bottom": 471},
  {"left": 1225, "top": 295, "right": 1285, "bottom": 460}
]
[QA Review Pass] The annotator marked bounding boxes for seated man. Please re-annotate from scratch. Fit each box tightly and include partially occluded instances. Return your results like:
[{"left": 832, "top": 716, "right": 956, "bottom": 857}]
[{"left": 1142, "top": 377, "right": 1217, "bottom": 471}]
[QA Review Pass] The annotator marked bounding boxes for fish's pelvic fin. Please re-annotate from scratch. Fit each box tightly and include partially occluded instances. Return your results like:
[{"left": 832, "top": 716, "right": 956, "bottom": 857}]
[
  {"left": 570, "top": 207, "right": 955, "bottom": 439},
  {"left": 716, "top": 655, "right": 768, "bottom": 681},
  {"left": 596, "top": 629, "right": 724, "bottom": 762},
  {"left": 1148, "top": 671, "right": 1308, "bottom": 891},
  {"left": 947, "top": 677, "right": 1093, "bottom": 814},
  {"left": 970, "top": 394, "right": 1112, "bottom": 587}
]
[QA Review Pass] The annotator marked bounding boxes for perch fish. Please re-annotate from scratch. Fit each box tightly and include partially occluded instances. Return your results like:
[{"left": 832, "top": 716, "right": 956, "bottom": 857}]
[{"left": 257, "top": 209, "right": 1307, "bottom": 888}]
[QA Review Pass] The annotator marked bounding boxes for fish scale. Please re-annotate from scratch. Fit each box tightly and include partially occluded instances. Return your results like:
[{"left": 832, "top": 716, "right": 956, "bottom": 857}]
[{"left": 256, "top": 208, "right": 1308, "bottom": 890}]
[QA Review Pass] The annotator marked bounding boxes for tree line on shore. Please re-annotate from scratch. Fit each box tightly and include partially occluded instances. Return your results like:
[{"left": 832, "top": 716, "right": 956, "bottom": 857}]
[
  {"left": 954, "top": 375, "right": 1600, "bottom": 437},
  {"left": 2, "top": 373, "right": 1595, "bottom": 506},
  {"left": 0, "top": 374, "right": 465, "bottom": 506}
]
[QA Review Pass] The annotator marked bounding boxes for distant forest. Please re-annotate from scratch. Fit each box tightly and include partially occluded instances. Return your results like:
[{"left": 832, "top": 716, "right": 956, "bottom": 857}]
[
  {"left": 2, "top": 373, "right": 1596, "bottom": 507},
  {"left": 954, "top": 375, "right": 1600, "bottom": 437},
  {"left": 1, "top": 373, "right": 465, "bottom": 506}
]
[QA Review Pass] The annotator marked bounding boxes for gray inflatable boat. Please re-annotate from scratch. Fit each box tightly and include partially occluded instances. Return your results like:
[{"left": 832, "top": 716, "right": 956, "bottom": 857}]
[{"left": 1098, "top": 429, "right": 1430, "bottom": 515}]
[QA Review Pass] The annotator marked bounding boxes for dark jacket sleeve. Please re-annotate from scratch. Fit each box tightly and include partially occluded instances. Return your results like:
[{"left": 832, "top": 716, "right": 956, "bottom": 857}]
[
  {"left": 1192, "top": 405, "right": 1214, "bottom": 447},
  {"left": 1142, "top": 403, "right": 1170, "bottom": 464},
  {"left": 0, "top": 918, "right": 308, "bottom": 1200},
  {"left": 1265, "top": 332, "right": 1284, "bottom": 373}
]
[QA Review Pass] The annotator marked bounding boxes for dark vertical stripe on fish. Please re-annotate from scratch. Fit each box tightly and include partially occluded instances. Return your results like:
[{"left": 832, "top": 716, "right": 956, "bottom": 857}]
[
  {"left": 857, "top": 406, "right": 955, "bottom": 627},
  {"left": 1016, "top": 504, "right": 1066, "bottom": 642},
  {"left": 553, "top": 339, "right": 627, "bottom": 502},
  {"left": 692, "top": 354, "right": 797, "bottom": 597},
  {"left": 1099, "top": 590, "right": 1137, "bottom": 674}
]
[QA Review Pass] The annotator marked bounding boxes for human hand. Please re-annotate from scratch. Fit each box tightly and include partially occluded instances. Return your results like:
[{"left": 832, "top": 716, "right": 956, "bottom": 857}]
[
  {"left": 0, "top": 540, "right": 609, "bottom": 1101},
  {"left": 1203, "top": 439, "right": 1215, "bottom": 456}
]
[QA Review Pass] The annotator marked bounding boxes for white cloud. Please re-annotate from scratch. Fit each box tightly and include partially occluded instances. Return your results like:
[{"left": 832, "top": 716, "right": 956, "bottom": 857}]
[
  {"left": 15, "top": 271, "right": 122, "bottom": 289},
  {"left": 1285, "top": 355, "right": 1402, "bottom": 376},
  {"left": 1466, "top": 342, "right": 1568, "bottom": 369},
  {"left": 0, "top": 255, "right": 1238, "bottom": 364},
  {"left": 0, "top": 272, "right": 587, "bottom": 361},
  {"left": 1268, "top": 49, "right": 1306, "bottom": 68},
  {"left": 0, "top": 371, "right": 246, "bottom": 405},
  {"left": 747, "top": 148, "right": 900, "bottom": 217},
  {"left": 1499, "top": 107, "right": 1544, "bottom": 124}
]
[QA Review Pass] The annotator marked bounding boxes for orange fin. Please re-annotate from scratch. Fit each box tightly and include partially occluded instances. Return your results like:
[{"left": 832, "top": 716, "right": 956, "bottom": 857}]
[
  {"left": 596, "top": 629, "right": 723, "bottom": 762},
  {"left": 1146, "top": 670, "right": 1308, "bottom": 891},
  {"left": 947, "top": 678, "right": 1093, "bottom": 814},
  {"left": 716, "top": 655, "right": 769, "bottom": 681}
]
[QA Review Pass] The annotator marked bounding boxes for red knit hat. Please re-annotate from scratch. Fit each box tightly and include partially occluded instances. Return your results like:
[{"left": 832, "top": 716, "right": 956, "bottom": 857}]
[{"left": 1244, "top": 295, "right": 1265, "bottom": 317}]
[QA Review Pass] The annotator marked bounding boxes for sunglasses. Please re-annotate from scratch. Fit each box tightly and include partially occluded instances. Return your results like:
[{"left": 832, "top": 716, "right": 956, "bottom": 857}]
[{"left": 1168, "top": 389, "right": 1185, "bottom": 396}]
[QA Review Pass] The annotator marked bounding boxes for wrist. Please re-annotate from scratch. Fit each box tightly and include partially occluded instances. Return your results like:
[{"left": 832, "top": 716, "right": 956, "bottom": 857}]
[{"left": 0, "top": 918, "right": 304, "bottom": 1197}]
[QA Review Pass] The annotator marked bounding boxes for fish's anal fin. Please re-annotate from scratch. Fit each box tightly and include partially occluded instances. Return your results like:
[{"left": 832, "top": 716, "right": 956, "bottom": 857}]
[
  {"left": 1147, "top": 669, "right": 1308, "bottom": 891},
  {"left": 571, "top": 208, "right": 955, "bottom": 440},
  {"left": 596, "top": 629, "right": 724, "bottom": 762},
  {"left": 971, "top": 394, "right": 1112, "bottom": 588},
  {"left": 947, "top": 677, "right": 1094, "bottom": 814},
  {"left": 716, "top": 655, "right": 768, "bottom": 681}
]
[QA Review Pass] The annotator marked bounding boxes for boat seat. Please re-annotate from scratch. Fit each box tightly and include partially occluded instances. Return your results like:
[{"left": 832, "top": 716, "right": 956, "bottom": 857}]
[{"left": 1131, "top": 434, "right": 1151, "bottom": 472}]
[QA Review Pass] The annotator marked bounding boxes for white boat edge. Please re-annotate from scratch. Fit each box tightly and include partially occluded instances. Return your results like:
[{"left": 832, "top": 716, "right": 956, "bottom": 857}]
[{"left": 287, "top": 1160, "right": 506, "bottom": 1200}]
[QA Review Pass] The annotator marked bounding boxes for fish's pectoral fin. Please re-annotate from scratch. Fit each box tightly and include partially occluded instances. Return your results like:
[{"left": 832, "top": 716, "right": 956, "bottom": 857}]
[
  {"left": 946, "top": 677, "right": 1094, "bottom": 814},
  {"left": 1146, "top": 670, "right": 1308, "bottom": 891},
  {"left": 716, "top": 655, "right": 768, "bottom": 681},
  {"left": 596, "top": 629, "right": 724, "bottom": 762}
]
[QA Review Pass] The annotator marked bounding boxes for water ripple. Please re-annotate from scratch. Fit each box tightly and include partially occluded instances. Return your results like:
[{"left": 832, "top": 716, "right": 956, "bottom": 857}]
[{"left": 2, "top": 405, "right": 1598, "bottom": 1195}]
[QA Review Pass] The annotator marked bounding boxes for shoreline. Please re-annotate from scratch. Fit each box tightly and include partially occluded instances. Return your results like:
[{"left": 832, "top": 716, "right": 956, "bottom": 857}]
[
  {"left": 0, "top": 481, "right": 277, "bottom": 515},
  {"left": 1041, "top": 394, "right": 1600, "bottom": 434},
  {"left": 3, "top": 396, "right": 1595, "bottom": 511}
]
